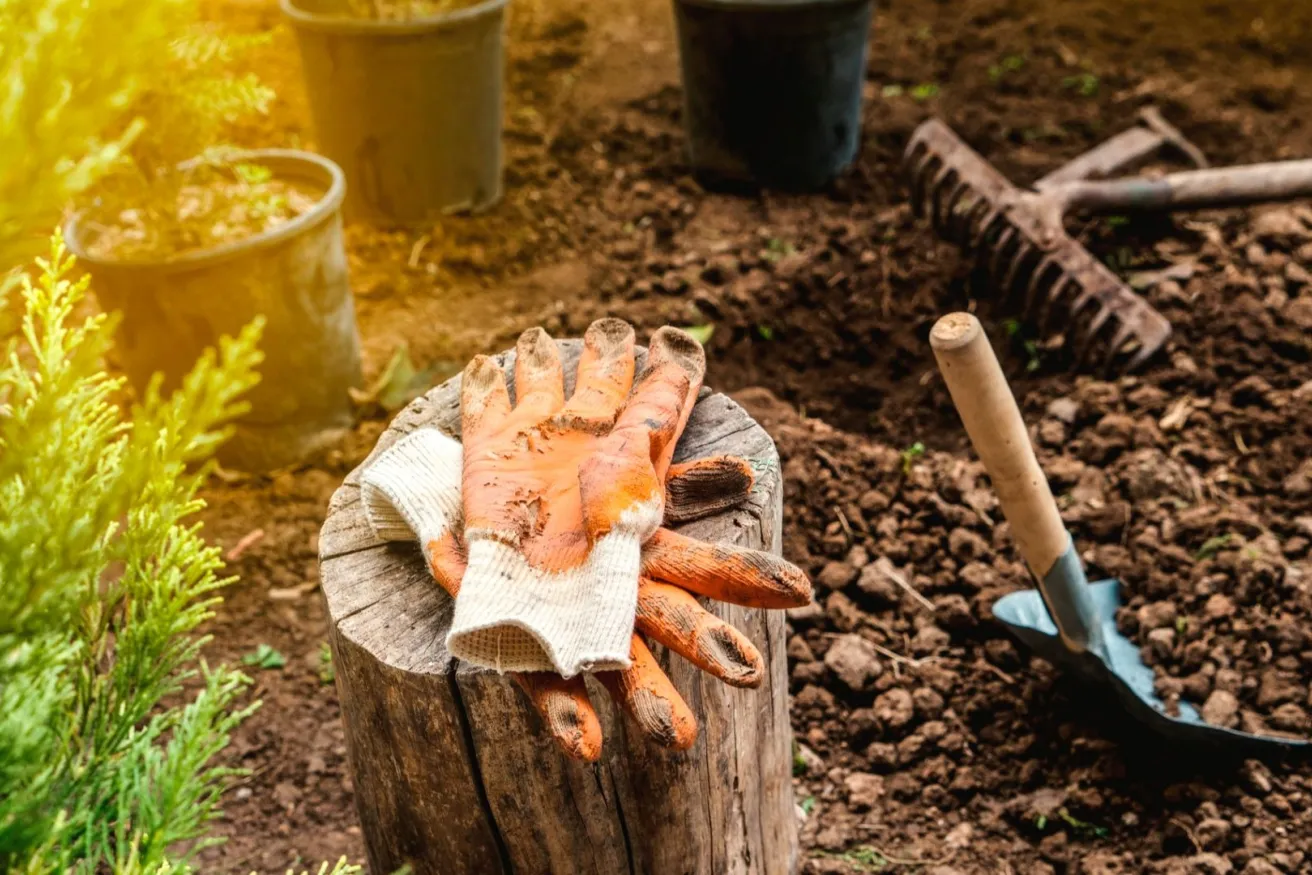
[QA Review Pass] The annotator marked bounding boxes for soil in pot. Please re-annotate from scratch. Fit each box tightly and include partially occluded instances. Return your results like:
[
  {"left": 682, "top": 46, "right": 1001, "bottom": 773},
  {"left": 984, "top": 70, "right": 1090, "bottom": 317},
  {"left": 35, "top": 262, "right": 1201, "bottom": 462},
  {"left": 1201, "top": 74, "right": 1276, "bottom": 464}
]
[
  {"left": 84, "top": 161, "right": 320, "bottom": 261},
  {"left": 335, "top": 0, "right": 485, "bottom": 20}
]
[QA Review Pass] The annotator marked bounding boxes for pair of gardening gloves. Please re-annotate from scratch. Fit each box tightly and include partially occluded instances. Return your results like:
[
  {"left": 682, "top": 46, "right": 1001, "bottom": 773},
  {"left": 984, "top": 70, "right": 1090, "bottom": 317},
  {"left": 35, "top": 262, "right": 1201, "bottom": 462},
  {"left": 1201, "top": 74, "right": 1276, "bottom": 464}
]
[{"left": 359, "top": 318, "right": 812, "bottom": 760}]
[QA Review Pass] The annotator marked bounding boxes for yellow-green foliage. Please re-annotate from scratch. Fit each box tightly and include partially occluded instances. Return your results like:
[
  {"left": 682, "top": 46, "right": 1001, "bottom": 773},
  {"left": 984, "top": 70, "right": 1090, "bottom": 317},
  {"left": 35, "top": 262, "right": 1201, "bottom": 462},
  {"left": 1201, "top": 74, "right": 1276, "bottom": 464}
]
[
  {"left": 0, "top": 0, "right": 272, "bottom": 279},
  {"left": 0, "top": 0, "right": 183, "bottom": 272},
  {"left": 0, "top": 236, "right": 316, "bottom": 874},
  {"left": 123, "top": 27, "right": 275, "bottom": 181}
]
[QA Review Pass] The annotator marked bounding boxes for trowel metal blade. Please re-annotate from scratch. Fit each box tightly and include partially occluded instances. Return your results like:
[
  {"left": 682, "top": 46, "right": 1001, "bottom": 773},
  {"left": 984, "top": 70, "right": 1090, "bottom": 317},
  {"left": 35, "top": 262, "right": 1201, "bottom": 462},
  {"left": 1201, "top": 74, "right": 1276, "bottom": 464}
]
[{"left": 993, "top": 580, "right": 1311, "bottom": 753}]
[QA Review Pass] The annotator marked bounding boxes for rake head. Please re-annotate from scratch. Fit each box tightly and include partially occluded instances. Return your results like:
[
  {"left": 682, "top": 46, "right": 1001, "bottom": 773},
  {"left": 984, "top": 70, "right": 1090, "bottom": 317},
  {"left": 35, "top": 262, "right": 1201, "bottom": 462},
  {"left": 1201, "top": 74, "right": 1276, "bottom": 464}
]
[{"left": 902, "top": 119, "right": 1172, "bottom": 373}]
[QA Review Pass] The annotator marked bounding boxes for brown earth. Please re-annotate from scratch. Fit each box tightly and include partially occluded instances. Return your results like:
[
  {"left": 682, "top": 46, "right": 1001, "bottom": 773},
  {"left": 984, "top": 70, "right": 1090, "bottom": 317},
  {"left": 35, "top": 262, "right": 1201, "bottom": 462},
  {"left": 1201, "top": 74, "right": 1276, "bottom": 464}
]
[{"left": 186, "top": 0, "right": 1312, "bottom": 871}]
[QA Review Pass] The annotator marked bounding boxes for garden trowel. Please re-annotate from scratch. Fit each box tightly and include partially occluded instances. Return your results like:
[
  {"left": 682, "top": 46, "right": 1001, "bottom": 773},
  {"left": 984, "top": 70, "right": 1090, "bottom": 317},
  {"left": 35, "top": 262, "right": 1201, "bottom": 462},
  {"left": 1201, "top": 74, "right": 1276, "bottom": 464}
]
[{"left": 929, "top": 312, "right": 1309, "bottom": 753}]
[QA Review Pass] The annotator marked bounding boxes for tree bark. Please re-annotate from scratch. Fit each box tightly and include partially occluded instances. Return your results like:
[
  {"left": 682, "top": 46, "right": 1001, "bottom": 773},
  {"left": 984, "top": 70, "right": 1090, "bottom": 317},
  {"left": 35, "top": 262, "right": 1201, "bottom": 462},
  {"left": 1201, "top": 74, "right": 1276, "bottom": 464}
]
[{"left": 319, "top": 340, "right": 797, "bottom": 875}]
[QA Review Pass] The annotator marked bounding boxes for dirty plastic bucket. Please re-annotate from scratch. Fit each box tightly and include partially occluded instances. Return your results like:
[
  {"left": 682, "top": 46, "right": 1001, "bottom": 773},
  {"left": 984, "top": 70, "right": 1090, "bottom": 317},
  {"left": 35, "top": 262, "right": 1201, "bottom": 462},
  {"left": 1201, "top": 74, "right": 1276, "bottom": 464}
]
[
  {"left": 282, "top": 0, "right": 507, "bottom": 225},
  {"left": 65, "top": 149, "right": 363, "bottom": 473},
  {"left": 673, "top": 0, "right": 874, "bottom": 190}
]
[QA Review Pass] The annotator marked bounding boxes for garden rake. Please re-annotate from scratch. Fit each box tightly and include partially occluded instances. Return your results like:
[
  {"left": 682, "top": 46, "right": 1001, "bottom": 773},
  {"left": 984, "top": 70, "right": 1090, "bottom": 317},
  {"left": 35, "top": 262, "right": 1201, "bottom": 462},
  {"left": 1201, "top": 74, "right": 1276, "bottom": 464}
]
[{"left": 904, "top": 116, "right": 1312, "bottom": 372}]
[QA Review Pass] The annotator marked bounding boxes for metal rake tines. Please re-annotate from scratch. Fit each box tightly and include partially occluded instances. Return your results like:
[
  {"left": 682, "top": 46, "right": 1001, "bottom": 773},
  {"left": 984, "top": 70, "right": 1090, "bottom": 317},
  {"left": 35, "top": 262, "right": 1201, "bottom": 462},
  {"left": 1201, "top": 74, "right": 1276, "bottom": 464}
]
[
  {"left": 975, "top": 222, "right": 1171, "bottom": 372},
  {"left": 902, "top": 122, "right": 1018, "bottom": 248},
  {"left": 1038, "top": 247, "right": 1173, "bottom": 373},
  {"left": 901, "top": 118, "right": 1174, "bottom": 373}
]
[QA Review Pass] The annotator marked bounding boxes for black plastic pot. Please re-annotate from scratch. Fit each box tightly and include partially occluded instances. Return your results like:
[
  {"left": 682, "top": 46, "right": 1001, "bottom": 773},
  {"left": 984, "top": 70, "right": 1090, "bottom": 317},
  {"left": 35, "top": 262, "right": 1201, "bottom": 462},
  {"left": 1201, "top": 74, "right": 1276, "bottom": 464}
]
[
  {"left": 282, "top": 0, "right": 507, "bottom": 225},
  {"left": 673, "top": 0, "right": 874, "bottom": 190},
  {"left": 65, "top": 149, "right": 363, "bottom": 473}
]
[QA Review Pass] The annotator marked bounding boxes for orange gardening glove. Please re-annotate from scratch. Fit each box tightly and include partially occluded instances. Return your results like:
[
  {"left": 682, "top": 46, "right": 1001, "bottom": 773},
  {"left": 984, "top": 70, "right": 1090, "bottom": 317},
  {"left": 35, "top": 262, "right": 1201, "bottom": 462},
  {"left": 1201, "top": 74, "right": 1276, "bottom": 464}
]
[
  {"left": 445, "top": 319, "right": 701, "bottom": 676},
  {"left": 361, "top": 320, "right": 812, "bottom": 760}
]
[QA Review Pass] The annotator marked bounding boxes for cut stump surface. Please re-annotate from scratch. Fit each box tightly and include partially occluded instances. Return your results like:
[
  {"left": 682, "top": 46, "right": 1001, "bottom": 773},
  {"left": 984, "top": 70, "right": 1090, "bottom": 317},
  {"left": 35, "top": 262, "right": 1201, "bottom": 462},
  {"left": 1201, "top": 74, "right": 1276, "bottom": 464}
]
[{"left": 319, "top": 340, "right": 797, "bottom": 875}]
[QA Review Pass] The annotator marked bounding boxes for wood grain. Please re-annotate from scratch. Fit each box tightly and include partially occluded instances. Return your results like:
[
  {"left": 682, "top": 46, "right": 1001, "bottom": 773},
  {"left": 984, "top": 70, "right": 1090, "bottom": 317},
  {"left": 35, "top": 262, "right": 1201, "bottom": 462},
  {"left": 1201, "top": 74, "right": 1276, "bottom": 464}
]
[{"left": 319, "top": 340, "right": 797, "bottom": 875}]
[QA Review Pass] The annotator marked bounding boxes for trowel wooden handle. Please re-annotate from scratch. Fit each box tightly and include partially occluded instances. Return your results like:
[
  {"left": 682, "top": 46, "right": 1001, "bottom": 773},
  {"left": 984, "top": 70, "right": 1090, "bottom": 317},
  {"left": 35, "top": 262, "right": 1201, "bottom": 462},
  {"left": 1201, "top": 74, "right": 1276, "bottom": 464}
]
[{"left": 930, "top": 313, "right": 1069, "bottom": 579}]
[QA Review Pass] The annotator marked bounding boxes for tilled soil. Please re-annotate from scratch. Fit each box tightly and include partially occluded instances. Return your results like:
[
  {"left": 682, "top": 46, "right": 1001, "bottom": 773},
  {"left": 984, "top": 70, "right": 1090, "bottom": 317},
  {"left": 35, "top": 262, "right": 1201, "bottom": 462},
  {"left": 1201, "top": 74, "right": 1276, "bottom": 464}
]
[
  {"left": 735, "top": 196, "right": 1312, "bottom": 870},
  {"left": 190, "top": 0, "right": 1312, "bottom": 871}
]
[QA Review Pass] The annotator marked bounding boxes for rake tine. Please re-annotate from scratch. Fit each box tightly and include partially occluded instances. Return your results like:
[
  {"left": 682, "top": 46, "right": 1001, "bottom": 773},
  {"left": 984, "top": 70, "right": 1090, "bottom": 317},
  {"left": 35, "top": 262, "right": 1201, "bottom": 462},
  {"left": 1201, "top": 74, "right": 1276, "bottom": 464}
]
[
  {"left": 1069, "top": 284, "right": 1098, "bottom": 320},
  {"left": 1082, "top": 304, "right": 1115, "bottom": 363},
  {"left": 1041, "top": 275, "right": 1079, "bottom": 336},
  {"left": 999, "top": 242, "right": 1037, "bottom": 307},
  {"left": 1024, "top": 257, "right": 1061, "bottom": 320},
  {"left": 1084, "top": 300, "right": 1115, "bottom": 340},
  {"left": 954, "top": 194, "right": 989, "bottom": 248},
  {"left": 910, "top": 151, "right": 939, "bottom": 218},
  {"left": 1071, "top": 320, "right": 1099, "bottom": 370},
  {"left": 968, "top": 206, "right": 1004, "bottom": 254},
  {"left": 942, "top": 179, "right": 976, "bottom": 241},
  {"left": 1072, "top": 297, "right": 1119, "bottom": 371},
  {"left": 1126, "top": 336, "right": 1161, "bottom": 373},
  {"left": 930, "top": 164, "right": 958, "bottom": 233},
  {"left": 988, "top": 226, "right": 1019, "bottom": 281},
  {"left": 1104, "top": 321, "right": 1137, "bottom": 372},
  {"left": 960, "top": 189, "right": 993, "bottom": 242},
  {"left": 900, "top": 136, "right": 928, "bottom": 179},
  {"left": 943, "top": 181, "right": 976, "bottom": 243}
]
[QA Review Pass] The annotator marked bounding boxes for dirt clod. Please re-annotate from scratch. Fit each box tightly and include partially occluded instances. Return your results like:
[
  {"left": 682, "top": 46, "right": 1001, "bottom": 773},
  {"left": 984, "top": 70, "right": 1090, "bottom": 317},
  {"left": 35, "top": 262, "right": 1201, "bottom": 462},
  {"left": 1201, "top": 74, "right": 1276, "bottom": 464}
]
[{"left": 824, "top": 635, "right": 883, "bottom": 692}]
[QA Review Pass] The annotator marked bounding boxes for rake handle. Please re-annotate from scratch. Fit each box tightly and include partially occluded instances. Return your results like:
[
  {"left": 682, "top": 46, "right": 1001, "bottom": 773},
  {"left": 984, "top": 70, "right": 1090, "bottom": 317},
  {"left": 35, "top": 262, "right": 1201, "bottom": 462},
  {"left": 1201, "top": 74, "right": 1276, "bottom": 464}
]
[
  {"left": 1063, "top": 159, "right": 1312, "bottom": 214},
  {"left": 929, "top": 313, "right": 1070, "bottom": 581}
]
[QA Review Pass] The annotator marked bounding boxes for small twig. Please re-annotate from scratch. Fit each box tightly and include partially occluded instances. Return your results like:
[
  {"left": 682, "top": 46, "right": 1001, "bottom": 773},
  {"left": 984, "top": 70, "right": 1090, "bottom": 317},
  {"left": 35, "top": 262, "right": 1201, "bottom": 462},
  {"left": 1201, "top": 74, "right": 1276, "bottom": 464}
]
[
  {"left": 869, "top": 641, "right": 924, "bottom": 668},
  {"left": 834, "top": 507, "right": 855, "bottom": 548},
  {"left": 225, "top": 528, "right": 265, "bottom": 562},
  {"left": 813, "top": 447, "right": 844, "bottom": 474},
  {"left": 879, "top": 563, "right": 935, "bottom": 613},
  {"left": 268, "top": 579, "right": 320, "bottom": 602},
  {"left": 975, "top": 658, "right": 1015, "bottom": 684},
  {"left": 408, "top": 234, "right": 432, "bottom": 269}
]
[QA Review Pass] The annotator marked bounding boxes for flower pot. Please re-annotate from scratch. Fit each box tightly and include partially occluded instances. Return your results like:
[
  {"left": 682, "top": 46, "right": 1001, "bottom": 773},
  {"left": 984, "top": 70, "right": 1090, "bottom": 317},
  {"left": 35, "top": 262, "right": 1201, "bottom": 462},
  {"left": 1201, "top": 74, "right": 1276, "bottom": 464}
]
[
  {"left": 65, "top": 149, "right": 363, "bottom": 473},
  {"left": 673, "top": 0, "right": 874, "bottom": 190},
  {"left": 281, "top": 0, "right": 507, "bottom": 225}
]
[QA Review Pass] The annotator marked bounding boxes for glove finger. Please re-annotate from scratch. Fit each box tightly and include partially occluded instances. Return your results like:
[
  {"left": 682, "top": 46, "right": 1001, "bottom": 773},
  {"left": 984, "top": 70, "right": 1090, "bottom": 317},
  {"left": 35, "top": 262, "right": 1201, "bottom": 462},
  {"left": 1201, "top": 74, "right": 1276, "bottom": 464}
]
[
  {"left": 556, "top": 318, "right": 635, "bottom": 427},
  {"left": 426, "top": 530, "right": 466, "bottom": 597},
  {"left": 597, "top": 634, "right": 698, "bottom": 751},
  {"left": 640, "top": 528, "right": 812, "bottom": 609},
  {"left": 636, "top": 578, "right": 763, "bottom": 688},
  {"left": 663, "top": 456, "right": 755, "bottom": 525},
  {"left": 514, "top": 672, "right": 604, "bottom": 762},
  {"left": 461, "top": 354, "right": 512, "bottom": 445},
  {"left": 576, "top": 328, "right": 707, "bottom": 540},
  {"left": 615, "top": 327, "right": 706, "bottom": 476},
  {"left": 513, "top": 327, "right": 565, "bottom": 419}
]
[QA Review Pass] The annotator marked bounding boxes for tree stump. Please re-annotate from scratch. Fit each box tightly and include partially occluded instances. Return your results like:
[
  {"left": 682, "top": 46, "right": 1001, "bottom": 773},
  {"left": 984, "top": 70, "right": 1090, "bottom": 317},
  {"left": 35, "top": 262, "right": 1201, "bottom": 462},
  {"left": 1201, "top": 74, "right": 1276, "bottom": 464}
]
[{"left": 319, "top": 340, "right": 798, "bottom": 875}]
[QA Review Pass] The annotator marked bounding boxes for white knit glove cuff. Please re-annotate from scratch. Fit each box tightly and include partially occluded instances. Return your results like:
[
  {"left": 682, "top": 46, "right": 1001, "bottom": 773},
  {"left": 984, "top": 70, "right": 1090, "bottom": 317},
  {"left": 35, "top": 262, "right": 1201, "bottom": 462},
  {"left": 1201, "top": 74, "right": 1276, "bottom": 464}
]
[
  {"left": 447, "top": 529, "right": 643, "bottom": 677},
  {"left": 359, "top": 426, "right": 648, "bottom": 679},
  {"left": 360, "top": 428, "right": 464, "bottom": 548}
]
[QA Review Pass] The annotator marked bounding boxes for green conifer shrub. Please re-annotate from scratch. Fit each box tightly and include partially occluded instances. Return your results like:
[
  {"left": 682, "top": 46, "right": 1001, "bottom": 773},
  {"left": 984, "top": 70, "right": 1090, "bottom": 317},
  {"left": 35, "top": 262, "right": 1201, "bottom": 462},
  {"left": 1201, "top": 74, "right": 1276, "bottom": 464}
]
[{"left": 0, "top": 237, "right": 357, "bottom": 875}]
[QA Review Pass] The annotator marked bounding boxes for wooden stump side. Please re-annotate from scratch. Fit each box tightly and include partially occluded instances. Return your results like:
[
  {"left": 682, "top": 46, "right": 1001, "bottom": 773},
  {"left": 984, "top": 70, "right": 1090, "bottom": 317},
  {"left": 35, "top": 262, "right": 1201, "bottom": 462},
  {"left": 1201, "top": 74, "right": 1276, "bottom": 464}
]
[{"left": 319, "top": 340, "right": 798, "bottom": 875}]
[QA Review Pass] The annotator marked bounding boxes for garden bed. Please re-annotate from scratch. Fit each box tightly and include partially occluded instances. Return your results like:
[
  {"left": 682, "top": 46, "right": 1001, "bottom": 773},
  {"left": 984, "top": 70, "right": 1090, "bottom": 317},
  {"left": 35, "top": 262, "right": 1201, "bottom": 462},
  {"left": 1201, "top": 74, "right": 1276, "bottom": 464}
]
[{"left": 193, "top": 0, "right": 1312, "bottom": 870}]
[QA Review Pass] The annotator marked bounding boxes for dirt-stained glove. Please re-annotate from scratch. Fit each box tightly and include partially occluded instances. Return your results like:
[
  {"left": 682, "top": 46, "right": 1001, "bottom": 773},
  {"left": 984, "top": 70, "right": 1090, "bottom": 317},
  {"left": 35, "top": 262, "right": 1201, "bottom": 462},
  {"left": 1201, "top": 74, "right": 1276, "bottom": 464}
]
[{"left": 361, "top": 320, "right": 811, "bottom": 760}]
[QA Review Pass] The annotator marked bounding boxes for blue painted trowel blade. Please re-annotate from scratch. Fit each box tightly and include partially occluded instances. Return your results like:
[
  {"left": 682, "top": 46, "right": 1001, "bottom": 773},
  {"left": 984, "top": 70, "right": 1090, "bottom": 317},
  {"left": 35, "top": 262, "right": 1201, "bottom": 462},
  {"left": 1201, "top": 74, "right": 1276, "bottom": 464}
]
[{"left": 992, "top": 580, "right": 1310, "bottom": 752}]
